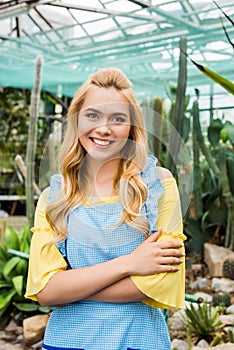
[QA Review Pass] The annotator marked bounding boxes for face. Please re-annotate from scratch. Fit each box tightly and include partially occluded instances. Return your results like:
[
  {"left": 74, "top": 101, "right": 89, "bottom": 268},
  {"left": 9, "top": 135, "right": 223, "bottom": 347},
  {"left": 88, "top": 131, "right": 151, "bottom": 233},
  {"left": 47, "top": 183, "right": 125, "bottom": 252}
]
[{"left": 78, "top": 87, "right": 131, "bottom": 162}]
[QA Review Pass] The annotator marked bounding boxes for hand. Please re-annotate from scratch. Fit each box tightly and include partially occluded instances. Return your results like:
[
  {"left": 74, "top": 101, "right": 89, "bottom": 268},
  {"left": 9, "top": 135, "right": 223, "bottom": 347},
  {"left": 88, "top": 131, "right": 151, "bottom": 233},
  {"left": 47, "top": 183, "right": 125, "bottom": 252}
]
[{"left": 127, "top": 228, "right": 184, "bottom": 276}]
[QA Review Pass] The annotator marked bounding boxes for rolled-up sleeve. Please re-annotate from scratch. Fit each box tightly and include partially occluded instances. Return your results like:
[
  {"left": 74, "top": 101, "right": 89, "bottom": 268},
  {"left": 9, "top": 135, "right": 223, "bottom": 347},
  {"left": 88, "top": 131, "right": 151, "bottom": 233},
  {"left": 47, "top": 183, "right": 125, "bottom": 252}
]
[
  {"left": 25, "top": 187, "right": 67, "bottom": 301},
  {"left": 130, "top": 178, "right": 186, "bottom": 309}
]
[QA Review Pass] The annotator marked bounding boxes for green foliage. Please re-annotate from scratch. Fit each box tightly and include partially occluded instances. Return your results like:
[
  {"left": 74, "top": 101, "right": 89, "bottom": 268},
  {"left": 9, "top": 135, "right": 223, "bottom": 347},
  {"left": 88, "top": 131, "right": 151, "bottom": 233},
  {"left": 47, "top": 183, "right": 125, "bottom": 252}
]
[
  {"left": 183, "top": 5, "right": 234, "bottom": 252},
  {"left": 0, "top": 88, "right": 30, "bottom": 158},
  {"left": 184, "top": 302, "right": 224, "bottom": 344},
  {"left": 210, "top": 334, "right": 223, "bottom": 346},
  {"left": 184, "top": 104, "right": 234, "bottom": 252},
  {"left": 0, "top": 88, "right": 30, "bottom": 197},
  {"left": 208, "top": 119, "right": 224, "bottom": 147},
  {"left": 0, "top": 87, "right": 52, "bottom": 199},
  {"left": 184, "top": 160, "right": 227, "bottom": 254},
  {"left": 0, "top": 224, "right": 51, "bottom": 326}
]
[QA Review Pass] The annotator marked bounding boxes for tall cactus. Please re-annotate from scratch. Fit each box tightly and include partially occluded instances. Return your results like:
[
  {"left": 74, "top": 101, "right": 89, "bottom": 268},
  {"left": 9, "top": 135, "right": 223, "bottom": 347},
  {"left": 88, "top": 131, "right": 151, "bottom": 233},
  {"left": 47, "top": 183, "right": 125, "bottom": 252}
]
[
  {"left": 191, "top": 99, "right": 203, "bottom": 219},
  {"left": 192, "top": 92, "right": 220, "bottom": 177},
  {"left": 192, "top": 92, "right": 234, "bottom": 250},
  {"left": 26, "top": 55, "right": 43, "bottom": 228},
  {"left": 152, "top": 97, "right": 163, "bottom": 160},
  {"left": 167, "top": 37, "right": 187, "bottom": 176},
  {"left": 216, "top": 145, "right": 234, "bottom": 249}
]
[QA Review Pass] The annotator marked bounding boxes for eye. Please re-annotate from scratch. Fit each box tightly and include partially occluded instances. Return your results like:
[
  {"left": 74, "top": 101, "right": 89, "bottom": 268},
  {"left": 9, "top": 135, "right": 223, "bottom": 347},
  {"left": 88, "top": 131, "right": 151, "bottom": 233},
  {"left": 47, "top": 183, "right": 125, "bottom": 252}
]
[
  {"left": 86, "top": 113, "right": 98, "bottom": 119},
  {"left": 112, "top": 116, "right": 127, "bottom": 123}
]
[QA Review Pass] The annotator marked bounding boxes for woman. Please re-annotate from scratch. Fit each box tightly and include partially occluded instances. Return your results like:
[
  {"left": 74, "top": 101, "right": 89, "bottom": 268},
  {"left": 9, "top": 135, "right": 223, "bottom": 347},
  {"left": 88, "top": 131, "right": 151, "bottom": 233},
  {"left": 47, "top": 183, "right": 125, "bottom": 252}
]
[{"left": 26, "top": 67, "right": 186, "bottom": 350}]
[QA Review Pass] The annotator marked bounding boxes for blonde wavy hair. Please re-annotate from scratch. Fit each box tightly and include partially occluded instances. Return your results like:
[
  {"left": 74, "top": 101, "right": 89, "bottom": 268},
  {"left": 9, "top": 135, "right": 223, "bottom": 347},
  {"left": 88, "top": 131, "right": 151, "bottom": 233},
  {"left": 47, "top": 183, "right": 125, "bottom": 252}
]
[{"left": 45, "top": 67, "right": 150, "bottom": 242}]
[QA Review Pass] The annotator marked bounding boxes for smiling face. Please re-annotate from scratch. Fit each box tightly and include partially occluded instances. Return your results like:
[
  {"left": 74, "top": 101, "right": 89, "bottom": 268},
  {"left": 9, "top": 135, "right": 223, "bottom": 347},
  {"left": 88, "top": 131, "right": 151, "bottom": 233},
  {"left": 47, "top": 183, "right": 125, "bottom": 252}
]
[{"left": 78, "top": 87, "right": 131, "bottom": 163}]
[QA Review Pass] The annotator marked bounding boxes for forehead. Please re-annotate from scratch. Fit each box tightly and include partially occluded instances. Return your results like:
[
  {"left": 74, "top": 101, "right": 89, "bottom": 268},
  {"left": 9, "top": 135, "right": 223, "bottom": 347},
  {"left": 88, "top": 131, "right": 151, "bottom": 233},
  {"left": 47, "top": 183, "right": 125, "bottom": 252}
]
[{"left": 81, "top": 87, "right": 130, "bottom": 113}]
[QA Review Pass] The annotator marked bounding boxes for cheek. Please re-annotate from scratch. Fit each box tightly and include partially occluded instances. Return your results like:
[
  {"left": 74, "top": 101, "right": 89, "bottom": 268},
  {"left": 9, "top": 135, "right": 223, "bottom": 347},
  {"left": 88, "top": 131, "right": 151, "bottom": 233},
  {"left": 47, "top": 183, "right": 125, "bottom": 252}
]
[
  {"left": 77, "top": 120, "right": 90, "bottom": 138},
  {"left": 121, "top": 125, "right": 131, "bottom": 139}
]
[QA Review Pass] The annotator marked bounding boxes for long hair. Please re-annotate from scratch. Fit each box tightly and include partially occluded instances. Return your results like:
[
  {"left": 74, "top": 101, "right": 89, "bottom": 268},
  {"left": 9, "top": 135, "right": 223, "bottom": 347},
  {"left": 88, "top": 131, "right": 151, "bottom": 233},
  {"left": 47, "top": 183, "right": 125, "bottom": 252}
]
[{"left": 45, "top": 68, "right": 149, "bottom": 242}]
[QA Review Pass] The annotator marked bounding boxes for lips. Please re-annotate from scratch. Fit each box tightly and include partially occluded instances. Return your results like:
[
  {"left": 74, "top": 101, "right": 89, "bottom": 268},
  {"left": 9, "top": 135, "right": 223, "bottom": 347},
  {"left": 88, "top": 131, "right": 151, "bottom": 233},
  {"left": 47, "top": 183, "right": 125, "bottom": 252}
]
[{"left": 90, "top": 137, "right": 114, "bottom": 146}]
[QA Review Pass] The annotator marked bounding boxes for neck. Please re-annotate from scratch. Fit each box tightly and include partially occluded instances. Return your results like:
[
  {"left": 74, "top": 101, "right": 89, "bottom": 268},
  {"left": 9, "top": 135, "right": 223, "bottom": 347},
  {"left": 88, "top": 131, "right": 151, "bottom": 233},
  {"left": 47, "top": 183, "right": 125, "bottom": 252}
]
[{"left": 86, "top": 157, "right": 121, "bottom": 196}]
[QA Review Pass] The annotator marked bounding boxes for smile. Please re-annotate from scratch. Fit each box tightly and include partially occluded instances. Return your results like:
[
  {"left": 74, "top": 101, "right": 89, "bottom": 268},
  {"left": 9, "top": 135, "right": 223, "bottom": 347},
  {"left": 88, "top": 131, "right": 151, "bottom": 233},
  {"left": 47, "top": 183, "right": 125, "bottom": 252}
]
[{"left": 91, "top": 138, "right": 114, "bottom": 146}]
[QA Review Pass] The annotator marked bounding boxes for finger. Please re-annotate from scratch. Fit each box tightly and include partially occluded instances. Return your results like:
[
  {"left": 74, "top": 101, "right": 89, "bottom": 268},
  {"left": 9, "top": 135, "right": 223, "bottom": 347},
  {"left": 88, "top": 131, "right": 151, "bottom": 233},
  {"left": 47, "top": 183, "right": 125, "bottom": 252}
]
[
  {"left": 159, "top": 257, "right": 183, "bottom": 265},
  {"left": 157, "top": 240, "right": 184, "bottom": 249},
  {"left": 145, "top": 228, "right": 162, "bottom": 243},
  {"left": 156, "top": 265, "right": 180, "bottom": 273},
  {"left": 160, "top": 249, "right": 185, "bottom": 258}
]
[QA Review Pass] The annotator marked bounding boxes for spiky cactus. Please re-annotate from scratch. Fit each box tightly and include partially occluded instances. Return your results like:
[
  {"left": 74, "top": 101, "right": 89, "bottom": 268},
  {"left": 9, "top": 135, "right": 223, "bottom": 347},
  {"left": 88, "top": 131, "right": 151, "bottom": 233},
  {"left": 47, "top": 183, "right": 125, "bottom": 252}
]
[
  {"left": 191, "top": 96, "right": 203, "bottom": 219},
  {"left": 212, "top": 292, "right": 231, "bottom": 307},
  {"left": 152, "top": 97, "right": 163, "bottom": 160},
  {"left": 25, "top": 55, "right": 43, "bottom": 228},
  {"left": 223, "top": 259, "right": 234, "bottom": 280},
  {"left": 191, "top": 93, "right": 234, "bottom": 250},
  {"left": 167, "top": 36, "right": 187, "bottom": 176}
]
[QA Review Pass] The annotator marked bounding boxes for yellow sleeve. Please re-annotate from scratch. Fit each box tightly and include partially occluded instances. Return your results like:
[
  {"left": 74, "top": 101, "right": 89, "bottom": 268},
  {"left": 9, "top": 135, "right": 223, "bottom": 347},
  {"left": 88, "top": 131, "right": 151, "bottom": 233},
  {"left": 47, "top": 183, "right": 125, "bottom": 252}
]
[
  {"left": 25, "top": 187, "right": 68, "bottom": 301},
  {"left": 130, "top": 178, "right": 186, "bottom": 309}
]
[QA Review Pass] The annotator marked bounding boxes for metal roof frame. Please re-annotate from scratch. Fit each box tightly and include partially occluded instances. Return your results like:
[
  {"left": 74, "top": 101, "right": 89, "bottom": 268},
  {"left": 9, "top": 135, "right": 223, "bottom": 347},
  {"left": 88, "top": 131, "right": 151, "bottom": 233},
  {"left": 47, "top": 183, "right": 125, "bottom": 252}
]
[{"left": 0, "top": 0, "right": 233, "bottom": 98}]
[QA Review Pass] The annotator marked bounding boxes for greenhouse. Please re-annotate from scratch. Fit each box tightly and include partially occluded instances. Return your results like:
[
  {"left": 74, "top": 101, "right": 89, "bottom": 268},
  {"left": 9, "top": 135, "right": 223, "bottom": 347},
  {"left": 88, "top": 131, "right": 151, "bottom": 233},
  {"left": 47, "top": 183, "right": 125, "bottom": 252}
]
[{"left": 0, "top": 1, "right": 234, "bottom": 349}]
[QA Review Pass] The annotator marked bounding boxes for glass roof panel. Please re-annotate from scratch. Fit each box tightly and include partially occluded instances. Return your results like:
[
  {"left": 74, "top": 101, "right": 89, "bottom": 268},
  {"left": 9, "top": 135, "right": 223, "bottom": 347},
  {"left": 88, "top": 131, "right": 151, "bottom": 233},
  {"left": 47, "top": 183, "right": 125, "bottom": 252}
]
[
  {"left": 83, "top": 18, "right": 118, "bottom": 35},
  {"left": 0, "top": 0, "right": 233, "bottom": 99},
  {"left": 22, "top": 13, "right": 42, "bottom": 34},
  {"left": 38, "top": 5, "right": 76, "bottom": 27},
  {"left": 105, "top": 0, "right": 141, "bottom": 11},
  {"left": 94, "top": 30, "right": 124, "bottom": 42},
  {"left": 114, "top": 16, "right": 133, "bottom": 25},
  {"left": 125, "top": 23, "right": 157, "bottom": 35},
  {"left": 57, "top": 25, "right": 87, "bottom": 40},
  {"left": 69, "top": 9, "right": 108, "bottom": 24},
  {"left": 159, "top": 1, "right": 183, "bottom": 12}
]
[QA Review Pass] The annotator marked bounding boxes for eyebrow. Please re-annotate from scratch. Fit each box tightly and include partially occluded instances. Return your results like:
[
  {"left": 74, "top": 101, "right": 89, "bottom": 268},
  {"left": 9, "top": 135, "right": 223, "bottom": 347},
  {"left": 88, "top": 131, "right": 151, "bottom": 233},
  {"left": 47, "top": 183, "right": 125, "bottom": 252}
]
[
  {"left": 83, "top": 107, "right": 129, "bottom": 118},
  {"left": 83, "top": 107, "right": 100, "bottom": 114}
]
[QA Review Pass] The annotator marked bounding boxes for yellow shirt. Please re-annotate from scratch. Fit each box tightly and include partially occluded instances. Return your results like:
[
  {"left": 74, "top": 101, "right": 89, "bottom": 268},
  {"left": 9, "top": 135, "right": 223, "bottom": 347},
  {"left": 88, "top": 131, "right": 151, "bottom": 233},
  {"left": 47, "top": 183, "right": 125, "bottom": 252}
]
[{"left": 25, "top": 178, "right": 186, "bottom": 309}]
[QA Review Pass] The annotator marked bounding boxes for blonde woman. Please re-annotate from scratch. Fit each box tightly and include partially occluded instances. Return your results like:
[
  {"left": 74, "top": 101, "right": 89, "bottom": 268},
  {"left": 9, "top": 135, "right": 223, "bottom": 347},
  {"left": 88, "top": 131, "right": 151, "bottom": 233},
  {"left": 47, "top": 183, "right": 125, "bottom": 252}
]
[{"left": 26, "top": 68, "right": 186, "bottom": 350}]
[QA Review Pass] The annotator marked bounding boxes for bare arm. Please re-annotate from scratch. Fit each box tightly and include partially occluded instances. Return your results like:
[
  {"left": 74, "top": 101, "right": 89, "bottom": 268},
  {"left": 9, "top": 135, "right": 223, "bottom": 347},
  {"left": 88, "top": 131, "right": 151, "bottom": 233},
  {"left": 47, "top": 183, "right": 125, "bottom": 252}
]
[
  {"left": 37, "top": 254, "right": 130, "bottom": 306},
  {"left": 36, "top": 229, "right": 183, "bottom": 306},
  {"left": 85, "top": 277, "right": 148, "bottom": 303}
]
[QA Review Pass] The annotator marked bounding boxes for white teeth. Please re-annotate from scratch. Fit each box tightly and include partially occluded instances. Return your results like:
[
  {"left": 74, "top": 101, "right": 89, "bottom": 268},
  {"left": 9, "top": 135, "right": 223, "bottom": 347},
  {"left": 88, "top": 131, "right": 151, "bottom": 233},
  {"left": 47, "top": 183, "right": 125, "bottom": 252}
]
[{"left": 93, "top": 138, "right": 111, "bottom": 146}]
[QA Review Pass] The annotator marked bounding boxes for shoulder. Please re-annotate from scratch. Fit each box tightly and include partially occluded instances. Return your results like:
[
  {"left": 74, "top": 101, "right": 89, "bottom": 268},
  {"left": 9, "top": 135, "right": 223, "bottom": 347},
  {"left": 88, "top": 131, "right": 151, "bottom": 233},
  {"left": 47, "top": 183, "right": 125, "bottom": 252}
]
[
  {"left": 156, "top": 166, "right": 173, "bottom": 181},
  {"left": 36, "top": 187, "right": 50, "bottom": 211},
  {"left": 146, "top": 155, "right": 173, "bottom": 181},
  {"left": 39, "top": 187, "right": 50, "bottom": 203}
]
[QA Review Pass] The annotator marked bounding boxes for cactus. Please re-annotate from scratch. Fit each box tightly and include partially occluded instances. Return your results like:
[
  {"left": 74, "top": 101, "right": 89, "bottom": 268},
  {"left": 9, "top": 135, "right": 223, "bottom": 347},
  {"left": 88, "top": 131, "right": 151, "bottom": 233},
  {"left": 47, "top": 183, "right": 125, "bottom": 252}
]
[
  {"left": 25, "top": 55, "right": 43, "bottom": 228},
  {"left": 222, "top": 259, "right": 234, "bottom": 280},
  {"left": 227, "top": 327, "right": 234, "bottom": 343},
  {"left": 167, "top": 36, "right": 187, "bottom": 176},
  {"left": 192, "top": 97, "right": 203, "bottom": 219},
  {"left": 152, "top": 97, "right": 163, "bottom": 160},
  {"left": 212, "top": 292, "right": 231, "bottom": 307},
  {"left": 191, "top": 95, "right": 234, "bottom": 250},
  {"left": 184, "top": 302, "right": 224, "bottom": 343},
  {"left": 210, "top": 333, "right": 222, "bottom": 346},
  {"left": 191, "top": 92, "right": 220, "bottom": 177},
  {"left": 226, "top": 150, "right": 234, "bottom": 196},
  {"left": 216, "top": 145, "right": 234, "bottom": 250}
]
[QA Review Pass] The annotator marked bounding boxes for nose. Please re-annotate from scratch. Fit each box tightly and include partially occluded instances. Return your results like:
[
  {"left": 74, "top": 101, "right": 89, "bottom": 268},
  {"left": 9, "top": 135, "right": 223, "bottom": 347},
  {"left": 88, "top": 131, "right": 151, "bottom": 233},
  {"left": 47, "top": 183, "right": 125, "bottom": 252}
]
[{"left": 96, "top": 122, "right": 111, "bottom": 135}]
